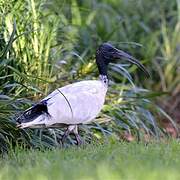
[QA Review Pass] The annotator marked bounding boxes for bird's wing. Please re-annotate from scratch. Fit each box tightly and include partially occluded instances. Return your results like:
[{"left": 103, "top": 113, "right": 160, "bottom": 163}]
[
  {"left": 44, "top": 80, "right": 107, "bottom": 125},
  {"left": 44, "top": 80, "right": 105, "bottom": 100},
  {"left": 17, "top": 80, "right": 107, "bottom": 128}
]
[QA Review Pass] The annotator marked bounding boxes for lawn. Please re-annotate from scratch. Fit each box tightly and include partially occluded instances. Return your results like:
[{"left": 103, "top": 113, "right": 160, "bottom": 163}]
[{"left": 0, "top": 141, "right": 180, "bottom": 180}]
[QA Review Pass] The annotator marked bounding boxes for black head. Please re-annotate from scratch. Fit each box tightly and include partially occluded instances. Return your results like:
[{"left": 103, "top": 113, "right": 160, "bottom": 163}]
[{"left": 96, "top": 43, "right": 150, "bottom": 77}]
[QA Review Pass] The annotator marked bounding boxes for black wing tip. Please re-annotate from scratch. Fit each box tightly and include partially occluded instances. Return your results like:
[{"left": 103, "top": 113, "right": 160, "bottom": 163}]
[
  {"left": 16, "top": 113, "right": 25, "bottom": 124},
  {"left": 16, "top": 100, "right": 49, "bottom": 124}
]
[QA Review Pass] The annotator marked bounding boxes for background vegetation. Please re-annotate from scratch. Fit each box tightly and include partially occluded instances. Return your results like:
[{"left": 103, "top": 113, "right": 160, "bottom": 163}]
[{"left": 0, "top": 0, "right": 179, "bottom": 152}]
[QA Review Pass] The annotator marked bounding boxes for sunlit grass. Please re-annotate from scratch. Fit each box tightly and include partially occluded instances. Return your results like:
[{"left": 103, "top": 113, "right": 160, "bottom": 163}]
[
  {"left": 0, "top": 0, "right": 179, "bottom": 152},
  {"left": 1, "top": 140, "right": 180, "bottom": 180}
]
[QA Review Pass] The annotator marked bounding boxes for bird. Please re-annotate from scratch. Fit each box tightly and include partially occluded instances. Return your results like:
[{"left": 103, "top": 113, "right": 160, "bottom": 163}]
[{"left": 16, "top": 43, "right": 149, "bottom": 145}]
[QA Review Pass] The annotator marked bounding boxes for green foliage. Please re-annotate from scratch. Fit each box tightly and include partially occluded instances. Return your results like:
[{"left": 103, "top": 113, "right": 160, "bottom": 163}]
[
  {"left": 0, "top": 0, "right": 179, "bottom": 152},
  {"left": 1, "top": 0, "right": 60, "bottom": 97},
  {"left": 0, "top": 21, "right": 30, "bottom": 153}
]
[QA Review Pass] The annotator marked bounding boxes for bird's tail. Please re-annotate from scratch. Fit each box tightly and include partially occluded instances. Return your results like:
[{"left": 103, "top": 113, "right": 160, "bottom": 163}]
[
  {"left": 17, "top": 115, "right": 49, "bottom": 129},
  {"left": 16, "top": 100, "right": 50, "bottom": 129}
]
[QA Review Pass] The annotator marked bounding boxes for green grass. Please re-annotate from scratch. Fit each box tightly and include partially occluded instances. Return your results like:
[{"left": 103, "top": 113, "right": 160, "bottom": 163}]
[
  {"left": 0, "top": 0, "right": 179, "bottom": 152},
  {"left": 1, "top": 141, "right": 180, "bottom": 180}
]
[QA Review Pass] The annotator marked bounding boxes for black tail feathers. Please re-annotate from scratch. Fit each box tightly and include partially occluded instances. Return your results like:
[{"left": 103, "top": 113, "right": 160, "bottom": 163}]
[{"left": 16, "top": 100, "right": 49, "bottom": 124}]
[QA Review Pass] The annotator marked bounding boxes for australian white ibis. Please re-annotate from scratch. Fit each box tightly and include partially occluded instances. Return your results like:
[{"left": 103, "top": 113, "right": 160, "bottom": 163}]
[{"left": 17, "top": 43, "right": 149, "bottom": 145}]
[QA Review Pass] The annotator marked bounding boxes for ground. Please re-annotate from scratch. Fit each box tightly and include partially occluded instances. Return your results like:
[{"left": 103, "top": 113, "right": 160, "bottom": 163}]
[{"left": 0, "top": 140, "right": 180, "bottom": 180}]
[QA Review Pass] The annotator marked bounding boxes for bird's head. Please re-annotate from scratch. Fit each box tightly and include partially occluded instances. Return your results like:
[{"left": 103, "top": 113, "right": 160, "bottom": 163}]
[{"left": 96, "top": 43, "right": 150, "bottom": 77}]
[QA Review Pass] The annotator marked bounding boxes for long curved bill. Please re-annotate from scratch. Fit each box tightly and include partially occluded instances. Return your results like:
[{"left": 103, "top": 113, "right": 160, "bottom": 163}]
[{"left": 113, "top": 48, "right": 150, "bottom": 77}]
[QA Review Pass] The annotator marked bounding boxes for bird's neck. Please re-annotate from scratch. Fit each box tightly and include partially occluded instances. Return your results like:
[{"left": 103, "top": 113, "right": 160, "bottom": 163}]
[
  {"left": 96, "top": 55, "right": 109, "bottom": 85},
  {"left": 99, "top": 74, "right": 108, "bottom": 86},
  {"left": 96, "top": 55, "right": 108, "bottom": 76}
]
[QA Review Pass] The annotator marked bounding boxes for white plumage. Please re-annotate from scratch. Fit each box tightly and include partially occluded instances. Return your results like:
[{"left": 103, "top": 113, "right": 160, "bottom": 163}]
[{"left": 19, "top": 80, "right": 107, "bottom": 128}]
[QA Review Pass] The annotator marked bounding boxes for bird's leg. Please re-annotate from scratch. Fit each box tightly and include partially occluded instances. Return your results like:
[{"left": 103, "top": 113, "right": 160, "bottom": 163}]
[
  {"left": 61, "top": 125, "right": 75, "bottom": 144},
  {"left": 73, "top": 125, "right": 83, "bottom": 145}
]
